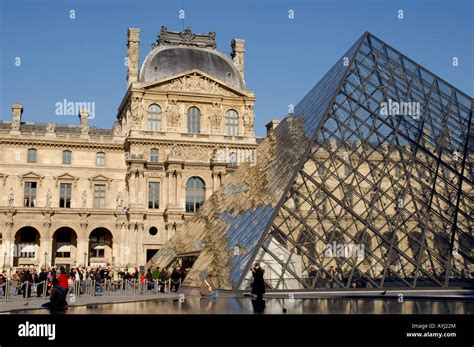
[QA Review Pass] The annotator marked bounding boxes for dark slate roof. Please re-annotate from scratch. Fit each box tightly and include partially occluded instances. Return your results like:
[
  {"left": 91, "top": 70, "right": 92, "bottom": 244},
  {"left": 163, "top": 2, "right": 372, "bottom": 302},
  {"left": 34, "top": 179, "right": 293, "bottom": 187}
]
[
  {"left": 0, "top": 121, "right": 113, "bottom": 136},
  {"left": 140, "top": 46, "right": 244, "bottom": 90}
]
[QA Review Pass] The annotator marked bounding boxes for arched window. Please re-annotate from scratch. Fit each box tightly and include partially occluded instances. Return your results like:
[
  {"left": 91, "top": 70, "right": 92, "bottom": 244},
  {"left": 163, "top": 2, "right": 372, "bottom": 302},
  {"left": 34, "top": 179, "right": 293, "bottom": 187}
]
[
  {"left": 27, "top": 148, "right": 37, "bottom": 163},
  {"left": 96, "top": 152, "right": 106, "bottom": 166},
  {"left": 186, "top": 177, "right": 205, "bottom": 212},
  {"left": 187, "top": 107, "right": 200, "bottom": 133},
  {"left": 147, "top": 104, "right": 161, "bottom": 131},
  {"left": 225, "top": 109, "right": 239, "bottom": 136},
  {"left": 150, "top": 148, "right": 159, "bottom": 163},
  {"left": 62, "top": 150, "right": 72, "bottom": 165}
]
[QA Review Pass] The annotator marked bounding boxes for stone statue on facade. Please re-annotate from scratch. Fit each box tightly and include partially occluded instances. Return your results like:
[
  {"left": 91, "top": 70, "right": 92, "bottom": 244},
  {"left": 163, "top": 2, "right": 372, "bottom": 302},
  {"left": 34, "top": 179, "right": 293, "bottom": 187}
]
[
  {"left": 8, "top": 188, "right": 14, "bottom": 206},
  {"left": 11, "top": 119, "right": 20, "bottom": 131},
  {"left": 131, "top": 96, "right": 143, "bottom": 124},
  {"left": 116, "top": 191, "right": 123, "bottom": 209},
  {"left": 243, "top": 105, "right": 254, "bottom": 135},
  {"left": 81, "top": 190, "right": 87, "bottom": 208},
  {"left": 46, "top": 189, "right": 52, "bottom": 208},
  {"left": 46, "top": 122, "right": 56, "bottom": 133},
  {"left": 209, "top": 104, "right": 222, "bottom": 131},
  {"left": 165, "top": 101, "right": 180, "bottom": 129},
  {"left": 81, "top": 125, "right": 90, "bottom": 135},
  {"left": 168, "top": 143, "right": 182, "bottom": 159}
]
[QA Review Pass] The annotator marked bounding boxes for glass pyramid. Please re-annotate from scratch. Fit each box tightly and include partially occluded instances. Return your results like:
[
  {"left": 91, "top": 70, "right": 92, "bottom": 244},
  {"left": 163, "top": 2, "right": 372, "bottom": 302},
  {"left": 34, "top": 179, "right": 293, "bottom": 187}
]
[{"left": 149, "top": 32, "right": 473, "bottom": 291}]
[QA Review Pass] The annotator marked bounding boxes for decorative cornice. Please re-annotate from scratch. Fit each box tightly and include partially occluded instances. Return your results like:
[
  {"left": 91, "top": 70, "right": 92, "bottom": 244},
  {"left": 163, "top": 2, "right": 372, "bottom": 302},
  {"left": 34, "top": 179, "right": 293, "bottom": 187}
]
[
  {"left": 157, "top": 26, "right": 216, "bottom": 49},
  {"left": 125, "top": 138, "right": 257, "bottom": 150},
  {"left": 0, "top": 137, "right": 124, "bottom": 151}
]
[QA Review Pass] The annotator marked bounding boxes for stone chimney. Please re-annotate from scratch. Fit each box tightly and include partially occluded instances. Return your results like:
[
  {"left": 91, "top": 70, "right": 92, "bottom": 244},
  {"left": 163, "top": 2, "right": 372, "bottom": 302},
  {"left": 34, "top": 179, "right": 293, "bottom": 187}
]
[
  {"left": 79, "top": 109, "right": 90, "bottom": 135},
  {"left": 11, "top": 104, "right": 23, "bottom": 131},
  {"left": 127, "top": 28, "right": 140, "bottom": 87},
  {"left": 265, "top": 120, "right": 281, "bottom": 136},
  {"left": 231, "top": 39, "right": 245, "bottom": 79}
]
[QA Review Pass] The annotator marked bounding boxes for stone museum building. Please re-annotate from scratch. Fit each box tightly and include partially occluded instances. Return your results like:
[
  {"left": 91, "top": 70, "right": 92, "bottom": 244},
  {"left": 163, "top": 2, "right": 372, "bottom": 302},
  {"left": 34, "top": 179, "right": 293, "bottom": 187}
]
[{"left": 0, "top": 27, "right": 259, "bottom": 271}]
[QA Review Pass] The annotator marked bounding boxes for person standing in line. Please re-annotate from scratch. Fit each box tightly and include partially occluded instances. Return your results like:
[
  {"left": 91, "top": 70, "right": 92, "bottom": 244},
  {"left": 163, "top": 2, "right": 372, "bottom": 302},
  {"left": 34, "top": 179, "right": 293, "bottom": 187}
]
[
  {"left": 251, "top": 263, "right": 265, "bottom": 300},
  {"left": 42, "top": 278, "right": 67, "bottom": 311},
  {"left": 22, "top": 270, "right": 33, "bottom": 298},
  {"left": 37, "top": 268, "right": 48, "bottom": 297},
  {"left": 57, "top": 267, "right": 69, "bottom": 295},
  {"left": 0, "top": 272, "right": 5, "bottom": 297}
]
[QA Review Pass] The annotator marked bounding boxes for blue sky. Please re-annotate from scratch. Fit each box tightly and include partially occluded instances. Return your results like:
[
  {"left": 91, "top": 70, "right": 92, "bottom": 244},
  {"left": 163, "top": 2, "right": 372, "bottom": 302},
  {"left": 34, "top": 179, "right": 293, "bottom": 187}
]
[{"left": 0, "top": 0, "right": 472, "bottom": 137}]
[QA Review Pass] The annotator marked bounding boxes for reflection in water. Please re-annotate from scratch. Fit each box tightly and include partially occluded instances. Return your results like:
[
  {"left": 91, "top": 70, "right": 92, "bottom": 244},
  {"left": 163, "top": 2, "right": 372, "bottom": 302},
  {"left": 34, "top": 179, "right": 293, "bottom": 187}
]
[
  {"left": 251, "top": 299, "right": 266, "bottom": 314},
  {"left": 15, "top": 296, "right": 474, "bottom": 314},
  {"left": 12, "top": 296, "right": 474, "bottom": 315}
]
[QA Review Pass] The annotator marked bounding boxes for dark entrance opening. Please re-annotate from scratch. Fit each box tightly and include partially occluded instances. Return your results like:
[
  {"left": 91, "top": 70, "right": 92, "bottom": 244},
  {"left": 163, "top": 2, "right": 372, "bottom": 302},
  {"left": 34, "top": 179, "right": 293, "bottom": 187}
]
[{"left": 146, "top": 249, "right": 159, "bottom": 262}]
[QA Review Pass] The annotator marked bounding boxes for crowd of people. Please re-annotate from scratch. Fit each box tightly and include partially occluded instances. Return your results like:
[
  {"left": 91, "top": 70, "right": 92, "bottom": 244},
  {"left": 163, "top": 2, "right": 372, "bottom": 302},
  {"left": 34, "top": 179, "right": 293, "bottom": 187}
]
[{"left": 0, "top": 265, "right": 188, "bottom": 298}]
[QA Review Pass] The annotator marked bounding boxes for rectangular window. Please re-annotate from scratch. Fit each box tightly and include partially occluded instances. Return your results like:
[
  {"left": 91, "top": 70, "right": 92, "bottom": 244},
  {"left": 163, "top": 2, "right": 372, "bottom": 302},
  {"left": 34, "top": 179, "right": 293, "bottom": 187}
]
[
  {"left": 55, "top": 251, "right": 71, "bottom": 258},
  {"left": 27, "top": 149, "right": 37, "bottom": 163},
  {"left": 96, "top": 152, "right": 105, "bottom": 166},
  {"left": 93, "top": 184, "right": 106, "bottom": 209},
  {"left": 150, "top": 149, "right": 159, "bottom": 163},
  {"left": 90, "top": 249, "right": 105, "bottom": 258},
  {"left": 63, "top": 150, "right": 72, "bottom": 165},
  {"left": 148, "top": 182, "right": 160, "bottom": 209},
  {"left": 60, "top": 183, "right": 72, "bottom": 208},
  {"left": 24, "top": 181, "right": 37, "bottom": 207}
]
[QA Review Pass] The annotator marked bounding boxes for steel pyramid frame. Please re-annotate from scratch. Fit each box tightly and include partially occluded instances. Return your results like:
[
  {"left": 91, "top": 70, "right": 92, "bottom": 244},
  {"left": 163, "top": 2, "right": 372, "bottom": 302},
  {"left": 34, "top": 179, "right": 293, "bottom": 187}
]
[{"left": 150, "top": 32, "right": 473, "bottom": 291}]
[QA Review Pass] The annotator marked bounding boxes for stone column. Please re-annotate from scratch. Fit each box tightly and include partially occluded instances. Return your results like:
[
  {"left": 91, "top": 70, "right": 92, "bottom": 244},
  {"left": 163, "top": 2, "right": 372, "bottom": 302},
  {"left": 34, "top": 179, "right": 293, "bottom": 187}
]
[
  {"left": 175, "top": 171, "right": 182, "bottom": 206},
  {"left": 166, "top": 172, "right": 171, "bottom": 208},
  {"left": 138, "top": 169, "right": 145, "bottom": 207},
  {"left": 128, "top": 171, "right": 136, "bottom": 207},
  {"left": 11, "top": 104, "right": 23, "bottom": 132},
  {"left": 127, "top": 28, "right": 140, "bottom": 86}
]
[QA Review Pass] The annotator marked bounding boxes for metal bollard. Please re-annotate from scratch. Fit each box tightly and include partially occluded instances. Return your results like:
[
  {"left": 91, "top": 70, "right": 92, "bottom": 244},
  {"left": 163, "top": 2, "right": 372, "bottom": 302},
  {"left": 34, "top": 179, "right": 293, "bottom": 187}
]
[
  {"left": 24, "top": 281, "right": 29, "bottom": 303},
  {"left": 7, "top": 281, "right": 11, "bottom": 303},
  {"left": 43, "top": 280, "right": 47, "bottom": 300}
]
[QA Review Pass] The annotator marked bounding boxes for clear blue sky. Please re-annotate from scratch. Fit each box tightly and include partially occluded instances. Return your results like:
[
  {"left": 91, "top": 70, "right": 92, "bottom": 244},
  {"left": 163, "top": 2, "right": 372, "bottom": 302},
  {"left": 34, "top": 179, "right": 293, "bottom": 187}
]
[{"left": 0, "top": 0, "right": 472, "bottom": 137}]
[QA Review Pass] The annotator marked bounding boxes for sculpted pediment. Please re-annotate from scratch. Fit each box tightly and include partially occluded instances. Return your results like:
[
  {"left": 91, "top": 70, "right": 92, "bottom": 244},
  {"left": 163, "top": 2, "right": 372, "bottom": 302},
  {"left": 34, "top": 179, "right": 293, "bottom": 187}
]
[
  {"left": 142, "top": 70, "right": 250, "bottom": 97},
  {"left": 54, "top": 173, "right": 79, "bottom": 187},
  {"left": 88, "top": 174, "right": 112, "bottom": 188},
  {"left": 20, "top": 171, "right": 45, "bottom": 185}
]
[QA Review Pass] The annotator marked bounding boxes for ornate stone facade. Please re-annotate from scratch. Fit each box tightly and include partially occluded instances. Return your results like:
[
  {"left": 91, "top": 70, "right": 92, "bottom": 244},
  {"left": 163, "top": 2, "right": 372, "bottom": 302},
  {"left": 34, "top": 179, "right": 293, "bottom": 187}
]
[{"left": 0, "top": 27, "right": 258, "bottom": 272}]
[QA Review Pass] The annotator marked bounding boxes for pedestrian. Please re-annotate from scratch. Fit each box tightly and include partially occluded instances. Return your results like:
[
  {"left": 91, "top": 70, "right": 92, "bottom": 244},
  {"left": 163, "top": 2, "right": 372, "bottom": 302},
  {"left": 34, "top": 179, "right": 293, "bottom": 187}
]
[
  {"left": 36, "top": 268, "right": 48, "bottom": 297},
  {"left": 170, "top": 268, "right": 181, "bottom": 292},
  {"left": 41, "top": 278, "right": 67, "bottom": 311},
  {"left": 57, "top": 267, "right": 69, "bottom": 295},
  {"left": 199, "top": 273, "right": 218, "bottom": 297},
  {"left": 22, "top": 270, "right": 33, "bottom": 298},
  {"left": 0, "top": 272, "right": 5, "bottom": 297},
  {"left": 251, "top": 263, "right": 265, "bottom": 300},
  {"left": 145, "top": 268, "right": 153, "bottom": 291}
]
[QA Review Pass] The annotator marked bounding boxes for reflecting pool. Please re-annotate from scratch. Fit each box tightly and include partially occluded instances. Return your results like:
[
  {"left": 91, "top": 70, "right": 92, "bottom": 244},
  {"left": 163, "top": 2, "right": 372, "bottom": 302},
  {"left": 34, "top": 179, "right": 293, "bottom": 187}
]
[{"left": 11, "top": 296, "right": 474, "bottom": 314}]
